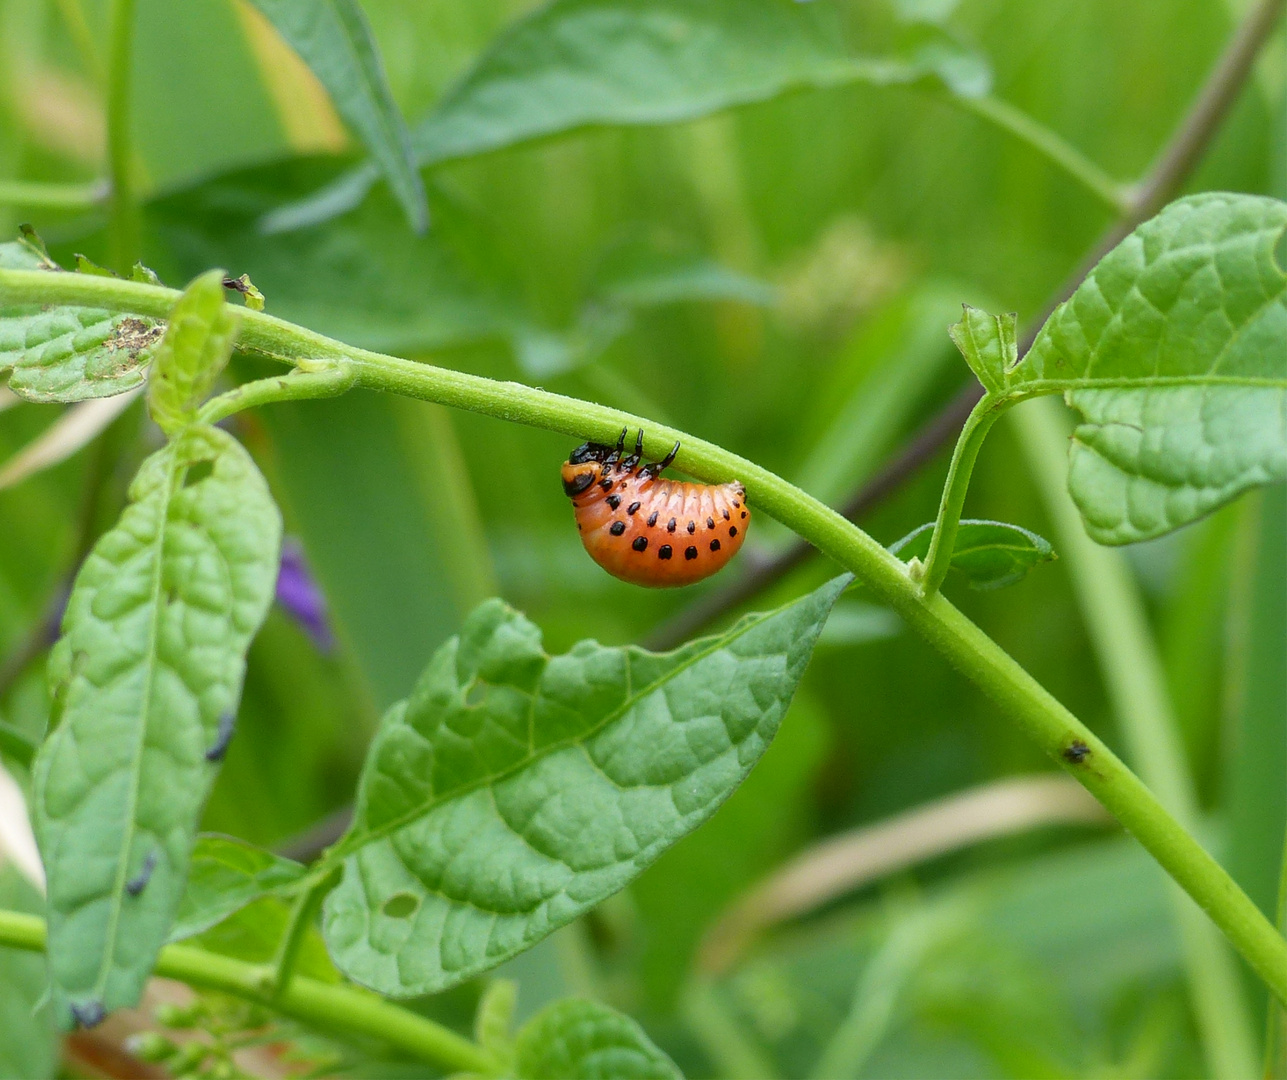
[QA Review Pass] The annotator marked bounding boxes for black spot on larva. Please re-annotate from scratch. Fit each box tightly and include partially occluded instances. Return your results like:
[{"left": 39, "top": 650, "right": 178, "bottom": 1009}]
[
  {"left": 1062, "top": 740, "right": 1090, "bottom": 764},
  {"left": 659, "top": 544, "right": 672, "bottom": 560},
  {"left": 205, "top": 712, "right": 236, "bottom": 762},
  {"left": 599, "top": 478, "right": 613, "bottom": 491},
  {"left": 668, "top": 518, "right": 677, "bottom": 532},
  {"left": 685, "top": 546, "right": 698, "bottom": 560},
  {"left": 647, "top": 511, "right": 658, "bottom": 527},
  {"left": 632, "top": 536, "right": 648, "bottom": 552},
  {"left": 627, "top": 501, "right": 640, "bottom": 515},
  {"left": 126, "top": 850, "right": 158, "bottom": 896},
  {"left": 70, "top": 1001, "right": 106, "bottom": 1029},
  {"left": 710, "top": 539, "right": 721, "bottom": 552},
  {"left": 729, "top": 526, "right": 737, "bottom": 537},
  {"left": 606, "top": 494, "right": 621, "bottom": 510},
  {"left": 733, "top": 500, "right": 740, "bottom": 508},
  {"left": 687, "top": 521, "right": 696, "bottom": 534},
  {"left": 722, "top": 509, "right": 730, "bottom": 520},
  {"left": 563, "top": 471, "right": 595, "bottom": 496},
  {"left": 707, "top": 517, "right": 715, "bottom": 529},
  {"left": 610, "top": 522, "right": 626, "bottom": 536},
  {"left": 741, "top": 511, "right": 747, "bottom": 518}
]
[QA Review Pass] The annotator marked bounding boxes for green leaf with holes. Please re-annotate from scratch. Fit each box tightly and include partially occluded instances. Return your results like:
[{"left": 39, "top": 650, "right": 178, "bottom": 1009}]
[
  {"left": 264, "top": 0, "right": 989, "bottom": 232},
  {"left": 318, "top": 576, "right": 847, "bottom": 996},
  {"left": 1015, "top": 193, "right": 1287, "bottom": 544},
  {"left": 0, "top": 241, "right": 162, "bottom": 403},
  {"left": 892, "top": 519, "right": 1055, "bottom": 590},
  {"left": 514, "top": 998, "right": 682, "bottom": 1079},
  {"left": 32, "top": 424, "right": 282, "bottom": 1027},
  {"left": 147, "top": 270, "right": 240, "bottom": 434},
  {"left": 169, "top": 835, "right": 307, "bottom": 941}
]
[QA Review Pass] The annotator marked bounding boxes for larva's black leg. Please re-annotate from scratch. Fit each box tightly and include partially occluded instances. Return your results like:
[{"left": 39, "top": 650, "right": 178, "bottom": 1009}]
[
  {"left": 622, "top": 429, "right": 644, "bottom": 471},
  {"left": 604, "top": 428, "right": 628, "bottom": 465},
  {"left": 641, "top": 441, "right": 680, "bottom": 481}
]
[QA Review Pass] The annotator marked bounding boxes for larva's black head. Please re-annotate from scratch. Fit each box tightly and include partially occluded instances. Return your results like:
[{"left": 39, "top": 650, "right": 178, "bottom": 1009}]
[{"left": 568, "top": 428, "right": 627, "bottom": 466}]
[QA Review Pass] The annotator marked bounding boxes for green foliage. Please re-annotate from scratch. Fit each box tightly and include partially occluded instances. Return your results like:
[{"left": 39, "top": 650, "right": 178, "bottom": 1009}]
[
  {"left": 146, "top": 270, "right": 239, "bottom": 434},
  {"left": 0, "top": 241, "right": 161, "bottom": 402},
  {"left": 170, "top": 835, "right": 307, "bottom": 941},
  {"left": 894, "top": 518, "right": 1055, "bottom": 589},
  {"left": 32, "top": 424, "right": 281, "bottom": 1025},
  {"left": 1019, "top": 194, "right": 1287, "bottom": 543},
  {"left": 320, "top": 578, "right": 846, "bottom": 996},
  {"left": 246, "top": 0, "right": 428, "bottom": 232},
  {"left": 265, "top": 0, "right": 990, "bottom": 231},
  {"left": 513, "top": 997, "right": 682, "bottom": 1079},
  {"left": 0, "top": 868, "right": 56, "bottom": 1080}
]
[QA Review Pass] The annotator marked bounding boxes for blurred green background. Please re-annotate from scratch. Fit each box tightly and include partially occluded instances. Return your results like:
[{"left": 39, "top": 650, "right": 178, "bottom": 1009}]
[{"left": 0, "top": 0, "right": 1284, "bottom": 1076}]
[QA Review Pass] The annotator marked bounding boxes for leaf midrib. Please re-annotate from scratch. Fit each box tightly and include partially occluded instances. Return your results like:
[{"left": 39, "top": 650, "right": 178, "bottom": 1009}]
[
  {"left": 90, "top": 445, "right": 178, "bottom": 1001},
  {"left": 324, "top": 600, "right": 797, "bottom": 867}
]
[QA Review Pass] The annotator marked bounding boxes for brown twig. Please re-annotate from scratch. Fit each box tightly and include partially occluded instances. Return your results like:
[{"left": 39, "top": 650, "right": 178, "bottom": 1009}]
[{"left": 644, "top": 0, "right": 1285, "bottom": 652}]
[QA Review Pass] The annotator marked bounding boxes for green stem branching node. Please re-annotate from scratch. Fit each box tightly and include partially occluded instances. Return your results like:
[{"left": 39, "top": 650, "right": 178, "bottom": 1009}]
[{"left": 2, "top": 267, "right": 1285, "bottom": 1008}]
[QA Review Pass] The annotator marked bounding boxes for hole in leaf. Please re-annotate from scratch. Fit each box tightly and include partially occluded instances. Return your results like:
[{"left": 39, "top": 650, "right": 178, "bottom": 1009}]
[
  {"left": 382, "top": 893, "right": 419, "bottom": 919},
  {"left": 183, "top": 460, "right": 215, "bottom": 487},
  {"left": 1274, "top": 228, "right": 1287, "bottom": 278}
]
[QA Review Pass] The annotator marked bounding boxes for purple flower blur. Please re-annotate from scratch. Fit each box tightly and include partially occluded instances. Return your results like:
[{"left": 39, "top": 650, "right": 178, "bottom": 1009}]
[{"left": 275, "top": 538, "right": 335, "bottom": 653}]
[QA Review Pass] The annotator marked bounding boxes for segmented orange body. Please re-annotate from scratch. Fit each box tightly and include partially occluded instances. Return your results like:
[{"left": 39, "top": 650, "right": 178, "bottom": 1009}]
[{"left": 562, "top": 431, "right": 749, "bottom": 587}]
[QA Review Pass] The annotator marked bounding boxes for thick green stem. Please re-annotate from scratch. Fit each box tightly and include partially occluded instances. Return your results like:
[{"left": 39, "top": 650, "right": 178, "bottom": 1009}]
[
  {"left": 961, "top": 95, "right": 1131, "bottom": 213},
  {"left": 0, "top": 909, "right": 493, "bottom": 1072},
  {"left": 2, "top": 266, "right": 1286, "bottom": 1007},
  {"left": 919, "top": 394, "right": 1002, "bottom": 595},
  {"left": 106, "top": 0, "right": 139, "bottom": 271},
  {"left": 0, "top": 180, "right": 108, "bottom": 211},
  {"left": 1013, "top": 397, "right": 1258, "bottom": 1080}
]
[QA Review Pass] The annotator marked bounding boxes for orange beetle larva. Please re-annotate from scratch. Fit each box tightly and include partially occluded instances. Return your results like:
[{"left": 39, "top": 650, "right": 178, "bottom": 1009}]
[{"left": 561, "top": 429, "right": 750, "bottom": 587}]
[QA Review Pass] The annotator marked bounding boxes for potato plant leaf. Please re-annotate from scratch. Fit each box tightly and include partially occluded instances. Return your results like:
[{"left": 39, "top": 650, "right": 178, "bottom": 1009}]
[
  {"left": 1017, "top": 193, "right": 1287, "bottom": 543},
  {"left": 169, "top": 835, "right": 307, "bottom": 941},
  {"left": 147, "top": 270, "right": 239, "bottom": 435},
  {"left": 949, "top": 303, "right": 1017, "bottom": 396},
  {"left": 32, "top": 424, "right": 282, "bottom": 1027},
  {"left": 319, "top": 576, "right": 848, "bottom": 996},
  {"left": 0, "top": 241, "right": 162, "bottom": 403},
  {"left": 893, "top": 519, "right": 1055, "bottom": 590},
  {"left": 247, "top": 0, "right": 428, "bottom": 232},
  {"left": 265, "top": 0, "right": 989, "bottom": 232},
  {"left": 513, "top": 998, "right": 682, "bottom": 1079}
]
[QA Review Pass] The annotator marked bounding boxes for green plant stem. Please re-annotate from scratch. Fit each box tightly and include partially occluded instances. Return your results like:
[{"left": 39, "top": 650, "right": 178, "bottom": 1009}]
[
  {"left": 197, "top": 361, "right": 357, "bottom": 425},
  {"left": 3, "top": 267, "right": 1287, "bottom": 1008},
  {"left": 0, "top": 909, "right": 494, "bottom": 1072},
  {"left": 0, "top": 180, "right": 108, "bottom": 211},
  {"left": 1012, "top": 397, "right": 1258, "bottom": 1080},
  {"left": 106, "top": 0, "right": 139, "bottom": 271},
  {"left": 961, "top": 94, "right": 1131, "bottom": 213},
  {"left": 919, "top": 394, "right": 1002, "bottom": 595},
  {"left": 270, "top": 869, "right": 340, "bottom": 995}
]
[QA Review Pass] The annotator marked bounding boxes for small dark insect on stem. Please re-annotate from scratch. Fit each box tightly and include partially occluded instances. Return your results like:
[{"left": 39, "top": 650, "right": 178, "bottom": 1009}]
[
  {"left": 205, "top": 712, "right": 236, "bottom": 762},
  {"left": 1062, "top": 739, "right": 1091, "bottom": 765},
  {"left": 125, "top": 850, "right": 157, "bottom": 896}
]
